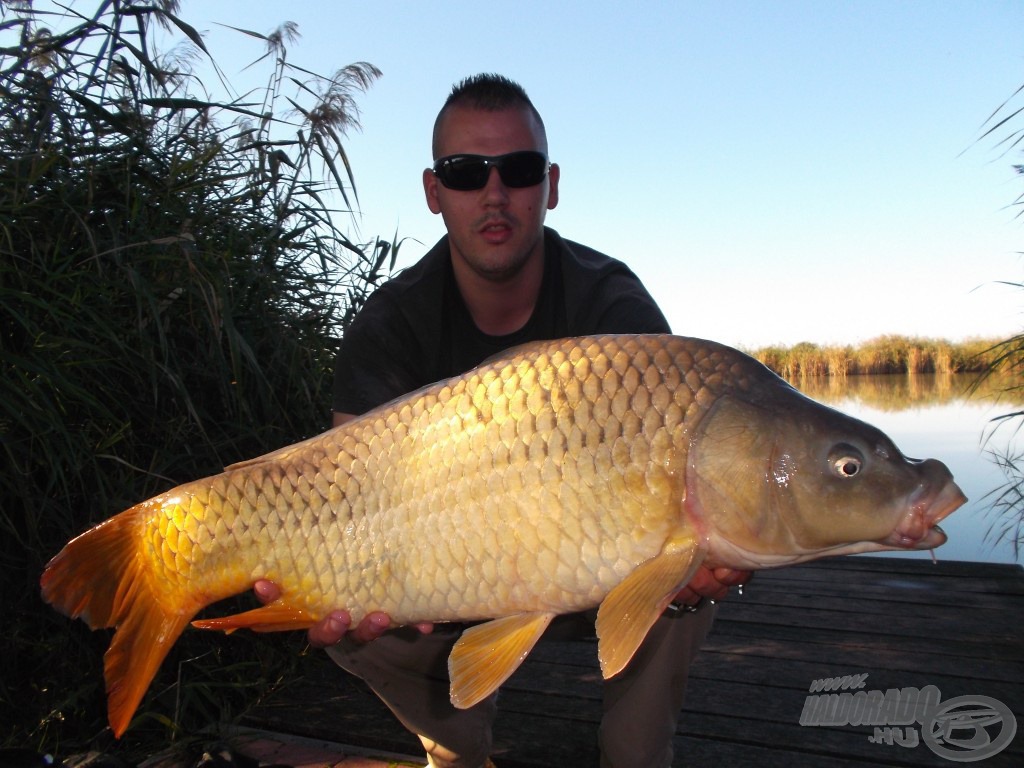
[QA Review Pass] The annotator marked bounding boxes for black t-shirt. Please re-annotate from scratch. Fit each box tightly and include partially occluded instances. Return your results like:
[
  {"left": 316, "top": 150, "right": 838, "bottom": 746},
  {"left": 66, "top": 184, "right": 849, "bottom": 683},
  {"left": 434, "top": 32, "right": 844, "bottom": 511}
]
[{"left": 332, "top": 227, "right": 670, "bottom": 415}]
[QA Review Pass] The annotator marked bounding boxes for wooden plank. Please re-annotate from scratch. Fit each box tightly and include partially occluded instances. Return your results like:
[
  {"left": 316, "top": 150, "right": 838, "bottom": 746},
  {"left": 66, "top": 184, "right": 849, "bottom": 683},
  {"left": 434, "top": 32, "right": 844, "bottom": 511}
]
[
  {"left": 760, "top": 558, "right": 1024, "bottom": 593},
  {"left": 794, "top": 556, "right": 1022, "bottom": 578},
  {"left": 693, "top": 648, "right": 1024, "bottom": 697},
  {"left": 674, "top": 712, "right": 1023, "bottom": 768},
  {"left": 483, "top": 705, "right": 887, "bottom": 768},
  {"left": 748, "top": 575, "right": 1023, "bottom": 602},
  {"left": 499, "top": 652, "right": 1024, "bottom": 722},
  {"left": 244, "top": 677, "right": 422, "bottom": 756},
  {"left": 712, "top": 613, "right": 1022, "bottom": 663},
  {"left": 490, "top": 682, "right": 1022, "bottom": 767}
]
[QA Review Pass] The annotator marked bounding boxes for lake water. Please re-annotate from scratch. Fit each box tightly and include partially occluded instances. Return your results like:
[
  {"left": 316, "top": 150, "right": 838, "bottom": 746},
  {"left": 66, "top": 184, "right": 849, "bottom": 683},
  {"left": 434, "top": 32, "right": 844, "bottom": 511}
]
[{"left": 789, "top": 373, "right": 1023, "bottom": 565}]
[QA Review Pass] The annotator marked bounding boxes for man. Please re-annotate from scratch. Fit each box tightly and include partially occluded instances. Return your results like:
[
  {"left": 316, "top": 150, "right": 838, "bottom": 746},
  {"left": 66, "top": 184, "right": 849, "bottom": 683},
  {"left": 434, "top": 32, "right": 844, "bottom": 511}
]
[{"left": 257, "top": 73, "right": 748, "bottom": 768}]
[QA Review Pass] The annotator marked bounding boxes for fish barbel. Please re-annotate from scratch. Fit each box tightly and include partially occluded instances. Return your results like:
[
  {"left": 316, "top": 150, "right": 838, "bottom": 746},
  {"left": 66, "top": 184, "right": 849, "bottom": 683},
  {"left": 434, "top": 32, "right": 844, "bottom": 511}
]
[{"left": 41, "top": 334, "right": 966, "bottom": 737}]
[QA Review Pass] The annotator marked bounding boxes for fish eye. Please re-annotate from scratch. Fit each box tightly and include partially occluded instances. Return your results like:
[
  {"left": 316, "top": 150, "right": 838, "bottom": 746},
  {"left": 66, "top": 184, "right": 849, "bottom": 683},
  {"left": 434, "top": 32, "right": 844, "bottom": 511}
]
[{"left": 829, "top": 445, "right": 864, "bottom": 479}]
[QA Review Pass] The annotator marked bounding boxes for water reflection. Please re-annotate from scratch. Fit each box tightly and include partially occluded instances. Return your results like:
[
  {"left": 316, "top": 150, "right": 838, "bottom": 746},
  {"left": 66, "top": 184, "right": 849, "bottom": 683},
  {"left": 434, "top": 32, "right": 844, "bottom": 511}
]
[
  {"left": 785, "top": 373, "right": 1022, "bottom": 564},
  {"left": 792, "top": 372, "right": 1024, "bottom": 411}
]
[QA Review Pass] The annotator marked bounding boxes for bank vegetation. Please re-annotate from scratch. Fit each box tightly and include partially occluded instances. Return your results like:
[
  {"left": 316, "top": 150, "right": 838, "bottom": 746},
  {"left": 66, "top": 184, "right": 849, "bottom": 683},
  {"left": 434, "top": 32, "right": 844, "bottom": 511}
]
[
  {"left": 1, "top": 0, "right": 393, "bottom": 758},
  {"left": 750, "top": 336, "right": 1005, "bottom": 379}
]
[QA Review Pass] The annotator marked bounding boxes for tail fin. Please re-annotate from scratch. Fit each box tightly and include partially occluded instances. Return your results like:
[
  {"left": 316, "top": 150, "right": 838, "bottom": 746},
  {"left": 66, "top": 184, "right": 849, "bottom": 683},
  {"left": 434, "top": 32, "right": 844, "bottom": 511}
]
[{"left": 40, "top": 501, "right": 194, "bottom": 738}]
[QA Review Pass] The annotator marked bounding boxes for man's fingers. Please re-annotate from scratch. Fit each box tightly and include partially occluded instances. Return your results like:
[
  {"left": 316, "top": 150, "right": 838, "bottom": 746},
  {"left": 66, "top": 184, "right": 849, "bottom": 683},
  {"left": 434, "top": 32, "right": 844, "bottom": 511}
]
[
  {"left": 255, "top": 583, "right": 436, "bottom": 644},
  {"left": 673, "top": 566, "right": 753, "bottom": 605},
  {"left": 254, "top": 579, "right": 280, "bottom": 604},
  {"left": 688, "top": 567, "right": 729, "bottom": 600},
  {"left": 348, "top": 611, "right": 391, "bottom": 644},
  {"left": 712, "top": 568, "right": 752, "bottom": 587},
  {"left": 307, "top": 610, "right": 354, "bottom": 648}
]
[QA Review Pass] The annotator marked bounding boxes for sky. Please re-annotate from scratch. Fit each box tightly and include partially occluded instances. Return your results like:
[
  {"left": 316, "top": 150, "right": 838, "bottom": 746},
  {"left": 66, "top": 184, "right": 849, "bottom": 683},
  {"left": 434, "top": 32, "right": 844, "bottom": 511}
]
[{"left": 177, "top": 2, "right": 1023, "bottom": 348}]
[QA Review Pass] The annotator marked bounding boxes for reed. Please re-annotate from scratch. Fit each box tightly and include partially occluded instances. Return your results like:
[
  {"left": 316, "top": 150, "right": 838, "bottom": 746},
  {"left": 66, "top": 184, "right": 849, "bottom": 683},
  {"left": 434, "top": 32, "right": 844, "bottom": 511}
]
[
  {"left": 975, "top": 82, "right": 1024, "bottom": 560},
  {"left": 750, "top": 335, "right": 1005, "bottom": 378},
  {"left": 0, "top": 1, "right": 394, "bottom": 758}
]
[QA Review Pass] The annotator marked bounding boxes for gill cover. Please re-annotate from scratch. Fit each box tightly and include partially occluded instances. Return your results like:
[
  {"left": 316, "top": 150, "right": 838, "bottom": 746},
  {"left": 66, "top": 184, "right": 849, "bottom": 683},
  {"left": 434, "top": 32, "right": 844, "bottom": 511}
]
[{"left": 687, "top": 389, "right": 919, "bottom": 557}]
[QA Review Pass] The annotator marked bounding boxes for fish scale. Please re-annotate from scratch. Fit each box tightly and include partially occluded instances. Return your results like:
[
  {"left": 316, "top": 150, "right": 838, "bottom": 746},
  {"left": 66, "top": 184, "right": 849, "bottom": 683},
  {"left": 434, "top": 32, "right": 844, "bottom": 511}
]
[
  {"left": 41, "top": 333, "right": 965, "bottom": 737},
  {"left": 169, "top": 335, "right": 688, "bottom": 622}
]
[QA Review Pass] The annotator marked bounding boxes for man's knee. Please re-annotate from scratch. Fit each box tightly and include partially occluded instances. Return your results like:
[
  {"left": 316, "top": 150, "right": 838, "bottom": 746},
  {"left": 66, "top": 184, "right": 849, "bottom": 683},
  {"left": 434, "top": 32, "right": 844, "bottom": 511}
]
[
  {"left": 598, "top": 606, "right": 716, "bottom": 767},
  {"left": 421, "top": 730, "right": 494, "bottom": 768}
]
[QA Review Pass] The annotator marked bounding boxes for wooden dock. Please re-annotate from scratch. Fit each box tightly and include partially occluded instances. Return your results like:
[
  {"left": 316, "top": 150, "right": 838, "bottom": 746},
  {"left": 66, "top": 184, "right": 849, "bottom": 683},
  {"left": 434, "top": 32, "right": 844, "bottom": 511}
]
[{"left": 240, "top": 557, "right": 1023, "bottom": 767}]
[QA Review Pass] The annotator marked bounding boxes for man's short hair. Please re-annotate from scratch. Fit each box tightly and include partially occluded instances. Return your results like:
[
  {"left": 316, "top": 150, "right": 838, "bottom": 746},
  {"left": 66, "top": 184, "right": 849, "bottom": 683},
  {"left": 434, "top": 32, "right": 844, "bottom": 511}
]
[{"left": 432, "top": 73, "right": 547, "bottom": 158}]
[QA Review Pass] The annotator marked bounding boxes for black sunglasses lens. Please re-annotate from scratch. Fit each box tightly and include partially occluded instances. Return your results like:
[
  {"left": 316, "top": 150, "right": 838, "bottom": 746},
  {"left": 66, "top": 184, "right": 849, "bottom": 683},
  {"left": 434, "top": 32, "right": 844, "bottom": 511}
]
[
  {"left": 435, "top": 152, "right": 547, "bottom": 190},
  {"left": 438, "top": 157, "right": 490, "bottom": 190},
  {"left": 498, "top": 152, "right": 548, "bottom": 187}
]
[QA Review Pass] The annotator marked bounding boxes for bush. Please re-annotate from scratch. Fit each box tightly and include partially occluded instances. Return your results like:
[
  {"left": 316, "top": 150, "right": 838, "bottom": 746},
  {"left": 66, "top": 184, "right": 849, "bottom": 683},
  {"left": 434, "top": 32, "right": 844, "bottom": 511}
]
[{"left": 0, "top": 0, "right": 394, "bottom": 757}]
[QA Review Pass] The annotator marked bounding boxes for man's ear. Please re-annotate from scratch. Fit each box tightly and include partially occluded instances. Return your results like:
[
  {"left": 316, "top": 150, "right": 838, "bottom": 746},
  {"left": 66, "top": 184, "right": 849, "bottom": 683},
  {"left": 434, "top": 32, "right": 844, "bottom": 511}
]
[
  {"left": 423, "top": 167, "right": 442, "bottom": 214},
  {"left": 547, "top": 162, "right": 560, "bottom": 210}
]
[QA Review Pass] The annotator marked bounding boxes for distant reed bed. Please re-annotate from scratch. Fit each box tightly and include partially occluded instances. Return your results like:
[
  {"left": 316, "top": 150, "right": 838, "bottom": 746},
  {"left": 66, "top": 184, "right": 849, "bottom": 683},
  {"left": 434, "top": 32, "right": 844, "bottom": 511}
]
[{"left": 750, "top": 336, "right": 1006, "bottom": 378}]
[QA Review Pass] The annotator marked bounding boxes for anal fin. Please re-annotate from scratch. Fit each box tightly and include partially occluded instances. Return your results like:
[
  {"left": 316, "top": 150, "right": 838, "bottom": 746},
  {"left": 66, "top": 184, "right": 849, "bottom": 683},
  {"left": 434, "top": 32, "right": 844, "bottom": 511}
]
[
  {"left": 449, "top": 612, "right": 555, "bottom": 709},
  {"left": 192, "top": 599, "right": 316, "bottom": 634},
  {"left": 596, "top": 535, "right": 704, "bottom": 679}
]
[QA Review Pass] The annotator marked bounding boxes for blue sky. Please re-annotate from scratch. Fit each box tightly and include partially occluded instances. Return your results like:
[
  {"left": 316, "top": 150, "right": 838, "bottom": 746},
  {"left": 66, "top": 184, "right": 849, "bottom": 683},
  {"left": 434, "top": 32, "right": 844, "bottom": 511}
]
[{"left": 186, "top": 2, "right": 1023, "bottom": 348}]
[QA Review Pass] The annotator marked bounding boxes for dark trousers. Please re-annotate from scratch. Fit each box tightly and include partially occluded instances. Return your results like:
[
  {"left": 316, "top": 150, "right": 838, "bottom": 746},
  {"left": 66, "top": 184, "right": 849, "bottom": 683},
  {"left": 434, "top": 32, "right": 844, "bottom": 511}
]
[{"left": 326, "top": 603, "right": 715, "bottom": 768}]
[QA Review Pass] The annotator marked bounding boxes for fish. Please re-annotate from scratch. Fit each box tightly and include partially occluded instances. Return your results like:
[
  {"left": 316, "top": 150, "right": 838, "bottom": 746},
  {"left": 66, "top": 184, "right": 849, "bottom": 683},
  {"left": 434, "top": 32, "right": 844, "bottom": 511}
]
[{"left": 40, "top": 334, "right": 966, "bottom": 738}]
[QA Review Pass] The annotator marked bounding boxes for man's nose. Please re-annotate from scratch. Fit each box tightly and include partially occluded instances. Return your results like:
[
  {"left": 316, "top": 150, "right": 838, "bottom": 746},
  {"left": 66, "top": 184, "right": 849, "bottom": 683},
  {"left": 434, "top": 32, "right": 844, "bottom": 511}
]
[{"left": 482, "top": 166, "right": 510, "bottom": 202}]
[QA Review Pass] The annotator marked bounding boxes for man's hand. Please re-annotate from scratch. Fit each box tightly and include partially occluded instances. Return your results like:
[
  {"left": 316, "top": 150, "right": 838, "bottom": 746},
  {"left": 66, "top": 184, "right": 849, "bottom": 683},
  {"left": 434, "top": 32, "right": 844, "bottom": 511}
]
[
  {"left": 253, "top": 580, "right": 433, "bottom": 647},
  {"left": 254, "top": 565, "right": 745, "bottom": 643},
  {"left": 672, "top": 566, "right": 751, "bottom": 606}
]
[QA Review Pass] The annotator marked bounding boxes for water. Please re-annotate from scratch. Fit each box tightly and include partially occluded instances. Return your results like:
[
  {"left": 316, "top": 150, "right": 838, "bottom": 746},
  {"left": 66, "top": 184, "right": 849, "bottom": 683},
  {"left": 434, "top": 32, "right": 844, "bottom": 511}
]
[{"left": 791, "top": 374, "right": 1023, "bottom": 565}]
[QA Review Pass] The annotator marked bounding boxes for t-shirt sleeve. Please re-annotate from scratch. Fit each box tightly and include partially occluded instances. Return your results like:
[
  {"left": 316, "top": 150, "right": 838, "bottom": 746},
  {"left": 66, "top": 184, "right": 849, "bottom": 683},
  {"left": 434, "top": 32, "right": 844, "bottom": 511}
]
[
  {"left": 586, "top": 271, "right": 671, "bottom": 335},
  {"left": 556, "top": 232, "right": 671, "bottom": 336},
  {"left": 331, "top": 291, "right": 428, "bottom": 415}
]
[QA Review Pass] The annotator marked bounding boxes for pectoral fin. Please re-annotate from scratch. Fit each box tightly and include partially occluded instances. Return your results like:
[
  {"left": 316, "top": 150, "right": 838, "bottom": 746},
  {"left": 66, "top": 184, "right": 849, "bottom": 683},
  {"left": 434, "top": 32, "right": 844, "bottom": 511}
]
[
  {"left": 449, "top": 612, "right": 556, "bottom": 709},
  {"left": 192, "top": 599, "right": 316, "bottom": 634},
  {"left": 596, "top": 536, "right": 704, "bottom": 679}
]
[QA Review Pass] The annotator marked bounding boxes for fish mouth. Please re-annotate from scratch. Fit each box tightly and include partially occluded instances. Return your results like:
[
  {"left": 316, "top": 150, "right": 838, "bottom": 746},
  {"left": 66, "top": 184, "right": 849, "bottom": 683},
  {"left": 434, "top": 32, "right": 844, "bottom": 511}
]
[{"left": 877, "top": 475, "right": 967, "bottom": 550}]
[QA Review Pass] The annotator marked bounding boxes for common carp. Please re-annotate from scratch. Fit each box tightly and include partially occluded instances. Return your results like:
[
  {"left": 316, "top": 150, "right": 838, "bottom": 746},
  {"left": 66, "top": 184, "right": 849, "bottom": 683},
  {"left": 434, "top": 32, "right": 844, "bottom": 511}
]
[{"left": 41, "top": 334, "right": 965, "bottom": 737}]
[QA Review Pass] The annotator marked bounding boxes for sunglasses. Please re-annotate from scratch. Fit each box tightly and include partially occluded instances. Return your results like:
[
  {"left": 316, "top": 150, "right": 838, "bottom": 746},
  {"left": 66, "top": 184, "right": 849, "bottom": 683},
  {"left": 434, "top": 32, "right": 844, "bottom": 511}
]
[{"left": 432, "top": 150, "right": 550, "bottom": 191}]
